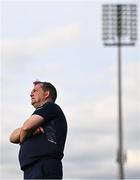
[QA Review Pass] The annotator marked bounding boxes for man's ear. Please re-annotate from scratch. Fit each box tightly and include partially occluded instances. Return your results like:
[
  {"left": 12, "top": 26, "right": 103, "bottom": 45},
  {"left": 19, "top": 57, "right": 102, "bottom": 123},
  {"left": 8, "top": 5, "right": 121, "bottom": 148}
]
[{"left": 44, "top": 91, "right": 50, "bottom": 99}]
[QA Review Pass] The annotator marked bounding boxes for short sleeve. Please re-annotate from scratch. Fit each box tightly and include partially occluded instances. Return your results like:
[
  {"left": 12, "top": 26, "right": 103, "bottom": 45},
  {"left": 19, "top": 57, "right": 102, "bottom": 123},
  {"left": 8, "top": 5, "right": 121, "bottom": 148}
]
[{"left": 32, "top": 102, "right": 57, "bottom": 121}]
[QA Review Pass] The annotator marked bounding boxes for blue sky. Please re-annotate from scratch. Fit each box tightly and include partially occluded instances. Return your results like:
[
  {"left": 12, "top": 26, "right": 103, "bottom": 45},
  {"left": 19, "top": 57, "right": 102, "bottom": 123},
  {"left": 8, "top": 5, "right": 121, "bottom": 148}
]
[{"left": 0, "top": 0, "right": 140, "bottom": 179}]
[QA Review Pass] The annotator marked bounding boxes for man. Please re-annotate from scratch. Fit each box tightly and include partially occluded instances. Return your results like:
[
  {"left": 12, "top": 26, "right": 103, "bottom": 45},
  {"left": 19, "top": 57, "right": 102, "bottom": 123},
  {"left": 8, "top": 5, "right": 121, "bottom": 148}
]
[{"left": 9, "top": 81, "right": 67, "bottom": 179}]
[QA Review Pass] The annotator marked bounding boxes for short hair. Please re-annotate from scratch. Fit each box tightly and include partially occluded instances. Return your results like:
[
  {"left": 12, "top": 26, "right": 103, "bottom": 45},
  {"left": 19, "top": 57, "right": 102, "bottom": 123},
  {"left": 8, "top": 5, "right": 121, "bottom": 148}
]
[{"left": 33, "top": 80, "right": 57, "bottom": 102}]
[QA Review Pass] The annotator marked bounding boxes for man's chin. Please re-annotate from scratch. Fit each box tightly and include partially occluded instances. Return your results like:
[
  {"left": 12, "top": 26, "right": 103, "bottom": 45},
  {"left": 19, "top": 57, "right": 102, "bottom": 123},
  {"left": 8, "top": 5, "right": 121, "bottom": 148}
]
[
  {"left": 31, "top": 102, "right": 38, "bottom": 108},
  {"left": 31, "top": 101, "right": 35, "bottom": 106}
]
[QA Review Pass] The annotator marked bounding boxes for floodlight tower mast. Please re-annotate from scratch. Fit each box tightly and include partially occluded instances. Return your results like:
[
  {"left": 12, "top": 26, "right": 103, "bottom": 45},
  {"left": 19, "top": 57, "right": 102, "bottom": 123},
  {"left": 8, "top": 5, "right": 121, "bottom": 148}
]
[{"left": 102, "top": 4, "right": 137, "bottom": 179}]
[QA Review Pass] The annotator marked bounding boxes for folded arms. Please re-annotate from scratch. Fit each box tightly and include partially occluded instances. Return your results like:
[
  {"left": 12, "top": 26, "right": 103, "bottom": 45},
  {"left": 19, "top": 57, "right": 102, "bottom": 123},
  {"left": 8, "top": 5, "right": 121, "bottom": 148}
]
[{"left": 9, "top": 115, "right": 44, "bottom": 144}]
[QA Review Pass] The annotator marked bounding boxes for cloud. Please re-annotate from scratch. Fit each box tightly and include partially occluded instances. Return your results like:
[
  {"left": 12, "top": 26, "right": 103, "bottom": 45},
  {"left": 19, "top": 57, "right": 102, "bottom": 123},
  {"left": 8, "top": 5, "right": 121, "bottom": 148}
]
[
  {"left": 1, "top": 22, "right": 82, "bottom": 64},
  {"left": 126, "top": 150, "right": 140, "bottom": 167}
]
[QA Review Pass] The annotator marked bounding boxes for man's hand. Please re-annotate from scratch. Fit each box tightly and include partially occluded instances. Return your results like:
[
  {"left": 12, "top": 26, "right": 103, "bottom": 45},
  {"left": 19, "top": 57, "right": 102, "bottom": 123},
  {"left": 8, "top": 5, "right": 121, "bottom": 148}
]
[{"left": 33, "top": 127, "right": 45, "bottom": 135}]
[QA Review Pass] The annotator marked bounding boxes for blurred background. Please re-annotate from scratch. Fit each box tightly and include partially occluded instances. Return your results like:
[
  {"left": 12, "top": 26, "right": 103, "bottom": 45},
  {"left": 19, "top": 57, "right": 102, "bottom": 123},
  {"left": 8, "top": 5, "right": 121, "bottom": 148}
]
[{"left": 0, "top": 0, "right": 139, "bottom": 179}]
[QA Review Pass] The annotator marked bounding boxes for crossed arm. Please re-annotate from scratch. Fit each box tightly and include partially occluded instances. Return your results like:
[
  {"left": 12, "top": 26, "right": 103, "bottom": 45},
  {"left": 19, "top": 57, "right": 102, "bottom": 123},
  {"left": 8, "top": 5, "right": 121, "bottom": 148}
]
[{"left": 9, "top": 115, "right": 44, "bottom": 144}]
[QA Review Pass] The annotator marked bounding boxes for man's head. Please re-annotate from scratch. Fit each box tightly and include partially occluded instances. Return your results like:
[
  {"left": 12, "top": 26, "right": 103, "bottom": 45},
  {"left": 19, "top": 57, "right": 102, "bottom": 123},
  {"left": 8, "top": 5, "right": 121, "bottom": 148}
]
[{"left": 30, "top": 81, "right": 57, "bottom": 108}]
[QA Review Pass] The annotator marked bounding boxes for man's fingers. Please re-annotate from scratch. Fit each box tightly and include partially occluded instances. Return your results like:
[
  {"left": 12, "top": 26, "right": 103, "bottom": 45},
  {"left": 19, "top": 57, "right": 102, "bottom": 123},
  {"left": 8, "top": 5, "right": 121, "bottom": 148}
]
[{"left": 39, "top": 127, "right": 44, "bottom": 133}]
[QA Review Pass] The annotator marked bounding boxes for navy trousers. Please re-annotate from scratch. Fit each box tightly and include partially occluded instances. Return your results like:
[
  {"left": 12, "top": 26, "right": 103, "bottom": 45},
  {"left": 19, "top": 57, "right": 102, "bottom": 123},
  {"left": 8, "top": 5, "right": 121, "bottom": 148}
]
[{"left": 23, "top": 159, "right": 63, "bottom": 179}]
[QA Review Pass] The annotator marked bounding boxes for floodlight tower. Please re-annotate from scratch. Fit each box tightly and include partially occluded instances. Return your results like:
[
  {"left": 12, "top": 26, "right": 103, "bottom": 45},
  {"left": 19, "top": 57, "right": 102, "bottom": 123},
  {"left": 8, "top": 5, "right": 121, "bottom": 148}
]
[{"left": 102, "top": 4, "right": 137, "bottom": 179}]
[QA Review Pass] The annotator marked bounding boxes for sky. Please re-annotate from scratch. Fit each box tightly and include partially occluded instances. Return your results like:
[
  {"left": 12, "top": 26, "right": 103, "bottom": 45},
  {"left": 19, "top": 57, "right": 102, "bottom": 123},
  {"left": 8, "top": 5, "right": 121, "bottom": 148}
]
[{"left": 0, "top": 0, "right": 140, "bottom": 179}]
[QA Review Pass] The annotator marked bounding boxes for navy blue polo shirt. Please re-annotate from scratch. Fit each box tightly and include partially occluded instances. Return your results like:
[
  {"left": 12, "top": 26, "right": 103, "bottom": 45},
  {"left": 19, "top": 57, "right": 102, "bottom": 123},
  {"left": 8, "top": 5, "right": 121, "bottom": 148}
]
[{"left": 19, "top": 102, "right": 67, "bottom": 170}]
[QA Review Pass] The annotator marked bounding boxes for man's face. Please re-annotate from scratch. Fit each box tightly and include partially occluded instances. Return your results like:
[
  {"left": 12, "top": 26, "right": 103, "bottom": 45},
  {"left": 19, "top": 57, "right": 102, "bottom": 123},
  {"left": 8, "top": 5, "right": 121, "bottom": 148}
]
[{"left": 30, "top": 83, "right": 48, "bottom": 108}]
